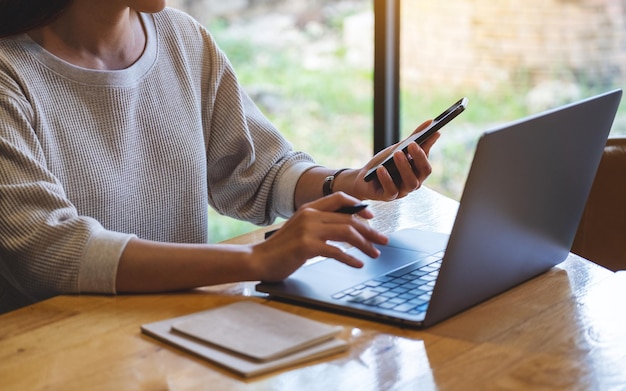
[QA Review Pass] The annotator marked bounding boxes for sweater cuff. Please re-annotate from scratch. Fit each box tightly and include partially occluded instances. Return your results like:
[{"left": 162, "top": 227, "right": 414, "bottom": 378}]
[
  {"left": 79, "top": 228, "right": 136, "bottom": 294},
  {"left": 273, "top": 161, "right": 319, "bottom": 218}
]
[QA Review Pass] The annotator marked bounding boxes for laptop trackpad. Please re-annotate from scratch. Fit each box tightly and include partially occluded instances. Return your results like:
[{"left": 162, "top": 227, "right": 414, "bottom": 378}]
[{"left": 294, "top": 228, "right": 449, "bottom": 292}]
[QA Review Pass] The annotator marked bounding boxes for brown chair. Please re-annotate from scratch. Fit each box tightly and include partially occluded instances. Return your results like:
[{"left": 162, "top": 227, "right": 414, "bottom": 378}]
[{"left": 572, "top": 137, "right": 626, "bottom": 271}]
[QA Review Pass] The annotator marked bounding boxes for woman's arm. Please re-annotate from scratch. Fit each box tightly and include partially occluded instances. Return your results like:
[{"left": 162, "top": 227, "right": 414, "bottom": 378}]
[
  {"left": 116, "top": 192, "right": 388, "bottom": 292},
  {"left": 116, "top": 239, "right": 256, "bottom": 292}
]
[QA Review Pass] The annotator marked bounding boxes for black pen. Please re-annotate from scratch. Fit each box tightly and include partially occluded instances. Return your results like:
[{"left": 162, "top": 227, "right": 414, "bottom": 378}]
[{"left": 264, "top": 203, "right": 368, "bottom": 239}]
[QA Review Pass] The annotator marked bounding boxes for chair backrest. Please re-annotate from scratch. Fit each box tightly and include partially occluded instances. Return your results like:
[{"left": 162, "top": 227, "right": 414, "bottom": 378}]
[{"left": 572, "top": 137, "right": 626, "bottom": 271}]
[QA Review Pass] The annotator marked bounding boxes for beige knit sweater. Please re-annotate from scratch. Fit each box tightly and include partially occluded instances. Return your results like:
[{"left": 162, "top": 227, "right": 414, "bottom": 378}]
[{"left": 0, "top": 8, "right": 316, "bottom": 312}]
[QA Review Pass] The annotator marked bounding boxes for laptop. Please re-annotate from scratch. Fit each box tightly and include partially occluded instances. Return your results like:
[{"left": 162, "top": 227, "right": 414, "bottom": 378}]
[{"left": 256, "top": 89, "right": 622, "bottom": 328}]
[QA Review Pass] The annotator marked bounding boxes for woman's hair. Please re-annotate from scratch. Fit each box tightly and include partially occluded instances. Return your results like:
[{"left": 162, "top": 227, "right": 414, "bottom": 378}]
[{"left": 0, "top": 0, "right": 73, "bottom": 38}]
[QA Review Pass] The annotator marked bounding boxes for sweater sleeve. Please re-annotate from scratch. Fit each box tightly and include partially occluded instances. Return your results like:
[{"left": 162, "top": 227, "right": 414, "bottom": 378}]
[
  {"left": 190, "top": 23, "right": 317, "bottom": 224},
  {"left": 0, "top": 91, "right": 134, "bottom": 307}
]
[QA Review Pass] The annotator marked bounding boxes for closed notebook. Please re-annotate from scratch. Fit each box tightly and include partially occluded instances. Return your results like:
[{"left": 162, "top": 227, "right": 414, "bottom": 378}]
[
  {"left": 171, "top": 301, "right": 343, "bottom": 362},
  {"left": 141, "top": 301, "right": 348, "bottom": 377}
]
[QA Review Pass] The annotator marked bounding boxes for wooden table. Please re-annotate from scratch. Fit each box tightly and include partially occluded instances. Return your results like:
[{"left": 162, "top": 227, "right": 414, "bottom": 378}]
[{"left": 1, "top": 187, "right": 625, "bottom": 390}]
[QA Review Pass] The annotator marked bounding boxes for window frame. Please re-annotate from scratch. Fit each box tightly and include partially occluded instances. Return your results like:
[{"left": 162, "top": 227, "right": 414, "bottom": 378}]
[{"left": 373, "top": 0, "right": 401, "bottom": 153}]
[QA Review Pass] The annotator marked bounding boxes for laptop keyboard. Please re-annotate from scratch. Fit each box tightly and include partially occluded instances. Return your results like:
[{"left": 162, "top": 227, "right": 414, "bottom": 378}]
[{"left": 331, "top": 252, "right": 444, "bottom": 315}]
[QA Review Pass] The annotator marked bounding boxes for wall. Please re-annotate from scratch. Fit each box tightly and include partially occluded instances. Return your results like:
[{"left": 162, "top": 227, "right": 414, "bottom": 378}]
[
  {"left": 400, "top": 0, "right": 626, "bottom": 93},
  {"left": 167, "top": 0, "right": 626, "bottom": 107}
]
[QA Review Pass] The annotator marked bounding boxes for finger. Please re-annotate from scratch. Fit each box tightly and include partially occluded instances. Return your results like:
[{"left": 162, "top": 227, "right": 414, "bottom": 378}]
[
  {"left": 366, "top": 120, "right": 434, "bottom": 177},
  {"left": 373, "top": 165, "right": 401, "bottom": 200},
  {"left": 410, "top": 119, "right": 433, "bottom": 135},
  {"left": 318, "top": 210, "right": 385, "bottom": 238},
  {"left": 367, "top": 121, "right": 431, "bottom": 171},
  {"left": 392, "top": 150, "right": 420, "bottom": 191},
  {"left": 420, "top": 131, "right": 440, "bottom": 155},
  {"left": 300, "top": 191, "right": 362, "bottom": 214},
  {"left": 320, "top": 244, "right": 365, "bottom": 268},
  {"left": 291, "top": 206, "right": 386, "bottom": 250},
  {"left": 322, "top": 217, "right": 388, "bottom": 256},
  {"left": 355, "top": 207, "right": 374, "bottom": 219},
  {"left": 406, "top": 142, "right": 432, "bottom": 183},
  {"left": 269, "top": 220, "right": 378, "bottom": 267}
]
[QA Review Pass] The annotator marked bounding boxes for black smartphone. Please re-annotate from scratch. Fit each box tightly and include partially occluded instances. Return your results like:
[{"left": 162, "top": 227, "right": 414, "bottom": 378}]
[{"left": 364, "top": 97, "right": 468, "bottom": 183}]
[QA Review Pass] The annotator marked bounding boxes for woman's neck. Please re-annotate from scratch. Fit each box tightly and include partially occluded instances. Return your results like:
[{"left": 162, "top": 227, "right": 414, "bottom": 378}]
[{"left": 27, "top": 4, "right": 146, "bottom": 70}]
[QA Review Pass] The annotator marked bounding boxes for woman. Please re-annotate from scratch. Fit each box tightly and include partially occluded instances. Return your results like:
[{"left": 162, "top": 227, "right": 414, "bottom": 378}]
[{"left": 0, "top": 0, "right": 439, "bottom": 313}]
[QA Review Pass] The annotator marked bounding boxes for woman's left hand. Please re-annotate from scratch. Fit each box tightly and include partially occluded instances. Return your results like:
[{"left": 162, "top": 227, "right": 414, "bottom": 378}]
[{"left": 344, "top": 120, "right": 440, "bottom": 201}]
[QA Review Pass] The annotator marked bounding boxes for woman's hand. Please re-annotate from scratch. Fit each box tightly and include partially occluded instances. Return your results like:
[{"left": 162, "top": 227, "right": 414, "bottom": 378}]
[
  {"left": 341, "top": 120, "right": 440, "bottom": 201},
  {"left": 249, "top": 192, "right": 388, "bottom": 282},
  {"left": 246, "top": 118, "right": 438, "bottom": 282}
]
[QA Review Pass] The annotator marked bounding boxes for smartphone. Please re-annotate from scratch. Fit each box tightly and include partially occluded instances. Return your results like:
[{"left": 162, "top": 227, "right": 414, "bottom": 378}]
[{"left": 364, "top": 97, "right": 468, "bottom": 183}]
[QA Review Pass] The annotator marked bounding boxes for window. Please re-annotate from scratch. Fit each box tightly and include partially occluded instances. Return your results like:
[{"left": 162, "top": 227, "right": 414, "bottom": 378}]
[
  {"left": 399, "top": 1, "right": 626, "bottom": 200},
  {"left": 168, "top": 0, "right": 626, "bottom": 242},
  {"left": 167, "top": 0, "right": 374, "bottom": 242}
]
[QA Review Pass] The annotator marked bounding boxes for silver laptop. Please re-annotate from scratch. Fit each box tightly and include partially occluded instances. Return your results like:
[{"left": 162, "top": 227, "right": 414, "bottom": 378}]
[{"left": 256, "top": 89, "right": 622, "bottom": 328}]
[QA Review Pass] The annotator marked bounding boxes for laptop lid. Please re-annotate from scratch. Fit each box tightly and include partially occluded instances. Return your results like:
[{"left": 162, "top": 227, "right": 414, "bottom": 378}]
[
  {"left": 423, "top": 88, "right": 622, "bottom": 326},
  {"left": 256, "top": 89, "right": 622, "bottom": 328}
]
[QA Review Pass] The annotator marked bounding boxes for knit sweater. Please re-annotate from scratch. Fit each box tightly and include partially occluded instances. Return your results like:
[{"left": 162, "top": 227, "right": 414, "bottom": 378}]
[{"left": 0, "top": 8, "right": 316, "bottom": 313}]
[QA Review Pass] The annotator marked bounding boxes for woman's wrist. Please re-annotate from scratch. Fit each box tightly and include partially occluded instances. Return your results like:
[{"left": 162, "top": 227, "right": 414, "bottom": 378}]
[
  {"left": 322, "top": 168, "right": 349, "bottom": 196},
  {"left": 294, "top": 167, "right": 359, "bottom": 208},
  {"left": 330, "top": 168, "right": 358, "bottom": 197}
]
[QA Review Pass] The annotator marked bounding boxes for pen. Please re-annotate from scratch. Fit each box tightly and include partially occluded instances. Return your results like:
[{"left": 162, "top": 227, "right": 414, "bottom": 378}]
[{"left": 264, "top": 203, "right": 369, "bottom": 239}]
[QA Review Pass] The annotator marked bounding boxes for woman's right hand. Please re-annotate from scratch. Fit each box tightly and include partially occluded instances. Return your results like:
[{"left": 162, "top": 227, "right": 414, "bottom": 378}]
[{"left": 249, "top": 192, "right": 388, "bottom": 282}]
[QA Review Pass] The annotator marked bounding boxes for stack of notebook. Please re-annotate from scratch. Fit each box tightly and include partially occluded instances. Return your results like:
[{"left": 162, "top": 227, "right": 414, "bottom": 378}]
[{"left": 141, "top": 301, "right": 348, "bottom": 377}]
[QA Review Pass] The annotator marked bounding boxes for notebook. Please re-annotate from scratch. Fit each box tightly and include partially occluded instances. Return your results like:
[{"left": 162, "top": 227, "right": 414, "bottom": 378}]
[
  {"left": 256, "top": 89, "right": 622, "bottom": 328},
  {"left": 170, "top": 301, "right": 343, "bottom": 362},
  {"left": 141, "top": 301, "right": 348, "bottom": 377}
]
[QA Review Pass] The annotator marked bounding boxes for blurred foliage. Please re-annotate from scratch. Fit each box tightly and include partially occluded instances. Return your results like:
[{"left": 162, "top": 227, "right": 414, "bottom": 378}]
[{"left": 202, "top": 9, "right": 626, "bottom": 243}]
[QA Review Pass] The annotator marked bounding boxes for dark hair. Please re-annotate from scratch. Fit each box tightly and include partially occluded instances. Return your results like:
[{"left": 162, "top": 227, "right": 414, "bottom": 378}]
[{"left": 0, "top": 0, "right": 73, "bottom": 38}]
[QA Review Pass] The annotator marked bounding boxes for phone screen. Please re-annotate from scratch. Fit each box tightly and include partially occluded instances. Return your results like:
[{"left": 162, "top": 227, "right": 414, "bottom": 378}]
[{"left": 364, "top": 97, "right": 468, "bottom": 183}]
